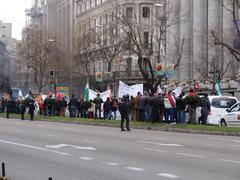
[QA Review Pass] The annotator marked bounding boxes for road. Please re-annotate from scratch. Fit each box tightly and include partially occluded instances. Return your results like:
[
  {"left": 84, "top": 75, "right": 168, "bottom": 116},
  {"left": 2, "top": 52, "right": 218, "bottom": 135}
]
[{"left": 0, "top": 118, "right": 239, "bottom": 180}]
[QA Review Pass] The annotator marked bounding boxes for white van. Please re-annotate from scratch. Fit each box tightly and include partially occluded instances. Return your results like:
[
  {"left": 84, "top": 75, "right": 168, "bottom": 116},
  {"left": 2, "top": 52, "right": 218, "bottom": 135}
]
[{"left": 196, "top": 96, "right": 238, "bottom": 125}]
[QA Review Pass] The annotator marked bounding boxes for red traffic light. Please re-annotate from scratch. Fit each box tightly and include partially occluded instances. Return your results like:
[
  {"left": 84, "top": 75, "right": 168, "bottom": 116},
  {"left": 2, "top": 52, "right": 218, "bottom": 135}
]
[{"left": 49, "top": 67, "right": 54, "bottom": 76}]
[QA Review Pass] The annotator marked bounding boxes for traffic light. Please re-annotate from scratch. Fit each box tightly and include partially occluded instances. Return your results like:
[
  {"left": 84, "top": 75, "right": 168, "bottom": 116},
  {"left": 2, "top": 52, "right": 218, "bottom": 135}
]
[{"left": 49, "top": 67, "right": 54, "bottom": 76}]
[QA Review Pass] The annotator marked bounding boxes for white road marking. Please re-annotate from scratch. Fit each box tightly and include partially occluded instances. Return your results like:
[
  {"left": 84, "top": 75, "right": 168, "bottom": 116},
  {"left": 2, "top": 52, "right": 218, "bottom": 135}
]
[
  {"left": 45, "top": 134, "right": 55, "bottom": 137},
  {"left": 84, "top": 140, "right": 99, "bottom": 143},
  {"left": 0, "top": 139, "right": 72, "bottom": 156},
  {"left": 15, "top": 122, "right": 21, "bottom": 125},
  {"left": 221, "top": 159, "right": 240, "bottom": 165},
  {"left": 14, "top": 130, "right": 23, "bottom": 132},
  {"left": 156, "top": 173, "right": 178, "bottom": 178},
  {"left": 137, "top": 141, "right": 183, "bottom": 147},
  {"left": 64, "top": 128, "right": 75, "bottom": 131},
  {"left": 142, "top": 148, "right": 167, "bottom": 153},
  {"left": 102, "top": 162, "right": 120, "bottom": 166},
  {"left": 46, "top": 144, "right": 96, "bottom": 151},
  {"left": 208, "top": 137, "right": 240, "bottom": 143},
  {"left": 177, "top": 153, "right": 205, "bottom": 159},
  {"left": 79, "top": 157, "right": 93, "bottom": 160},
  {"left": 125, "top": 167, "right": 145, "bottom": 172}
]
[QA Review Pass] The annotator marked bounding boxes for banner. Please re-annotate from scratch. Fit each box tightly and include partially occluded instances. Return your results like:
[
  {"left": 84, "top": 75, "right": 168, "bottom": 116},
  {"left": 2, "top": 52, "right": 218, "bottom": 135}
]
[
  {"left": 89, "top": 89, "right": 111, "bottom": 102},
  {"left": 56, "top": 87, "right": 69, "bottom": 101},
  {"left": 118, "top": 81, "right": 143, "bottom": 98}
]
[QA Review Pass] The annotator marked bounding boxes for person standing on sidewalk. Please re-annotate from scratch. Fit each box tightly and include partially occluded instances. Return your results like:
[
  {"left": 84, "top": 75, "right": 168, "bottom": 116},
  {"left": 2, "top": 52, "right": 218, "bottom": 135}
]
[
  {"left": 176, "top": 93, "right": 186, "bottom": 124},
  {"left": 118, "top": 95, "right": 131, "bottom": 131},
  {"left": 200, "top": 94, "right": 210, "bottom": 125}
]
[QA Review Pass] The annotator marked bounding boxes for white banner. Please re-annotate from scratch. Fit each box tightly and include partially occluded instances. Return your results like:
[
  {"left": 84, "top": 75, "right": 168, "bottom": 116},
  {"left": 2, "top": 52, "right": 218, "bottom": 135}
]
[
  {"left": 89, "top": 89, "right": 111, "bottom": 102},
  {"left": 118, "top": 81, "right": 143, "bottom": 98}
]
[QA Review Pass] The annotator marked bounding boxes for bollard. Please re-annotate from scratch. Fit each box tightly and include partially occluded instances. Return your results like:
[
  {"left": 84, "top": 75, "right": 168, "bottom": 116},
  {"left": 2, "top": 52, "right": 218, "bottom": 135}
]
[
  {"left": 0, "top": 162, "right": 7, "bottom": 180},
  {"left": 2, "top": 163, "right": 5, "bottom": 177},
  {"left": 48, "top": 177, "right": 53, "bottom": 180}
]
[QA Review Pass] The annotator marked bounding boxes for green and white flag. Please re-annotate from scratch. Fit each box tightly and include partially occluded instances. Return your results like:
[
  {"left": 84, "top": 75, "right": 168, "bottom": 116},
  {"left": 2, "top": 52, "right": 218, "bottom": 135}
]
[{"left": 84, "top": 81, "right": 89, "bottom": 101}]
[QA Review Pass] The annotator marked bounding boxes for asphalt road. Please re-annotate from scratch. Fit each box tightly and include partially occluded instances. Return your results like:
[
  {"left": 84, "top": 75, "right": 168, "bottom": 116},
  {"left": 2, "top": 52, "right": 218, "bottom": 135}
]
[{"left": 0, "top": 118, "right": 240, "bottom": 180}]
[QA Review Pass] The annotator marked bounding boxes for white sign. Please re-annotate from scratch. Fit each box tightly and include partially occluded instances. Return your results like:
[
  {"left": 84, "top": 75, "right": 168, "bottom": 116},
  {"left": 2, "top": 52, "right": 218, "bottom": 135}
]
[
  {"left": 89, "top": 89, "right": 111, "bottom": 102},
  {"left": 118, "top": 81, "right": 143, "bottom": 98}
]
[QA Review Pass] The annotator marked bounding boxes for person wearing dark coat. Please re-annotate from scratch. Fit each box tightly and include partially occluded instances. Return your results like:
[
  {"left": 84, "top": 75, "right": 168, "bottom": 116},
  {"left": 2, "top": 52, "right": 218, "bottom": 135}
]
[
  {"left": 103, "top": 97, "right": 112, "bottom": 120},
  {"left": 28, "top": 100, "right": 35, "bottom": 121},
  {"left": 93, "top": 94, "right": 103, "bottom": 119},
  {"left": 69, "top": 94, "right": 78, "bottom": 118},
  {"left": 118, "top": 95, "right": 131, "bottom": 131},
  {"left": 200, "top": 94, "right": 211, "bottom": 125},
  {"left": 19, "top": 100, "right": 26, "bottom": 120},
  {"left": 176, "top": 94, "right": 186, "bottom": 124}
]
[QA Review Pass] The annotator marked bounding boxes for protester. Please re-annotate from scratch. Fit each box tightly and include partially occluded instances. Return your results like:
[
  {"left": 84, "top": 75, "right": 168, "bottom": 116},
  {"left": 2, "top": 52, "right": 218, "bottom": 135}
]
[
  {"left": 164, "top": 91, "right": 175, "bottom": 124},
  {"left": 130, "top": 96, "right": 135, "bottom": 121},
  {"left": 19, "top": 99, "right": 26, "bottom": 120},
  {"left": 200, "top": 94, "right": 210, "bottom": 125},
  {"left": 135, "top": 92, "right": 141, "bottom": 121},
  {"left": 118, "top": 95, "right": 131, "bottom": 131},
  {"left": 93, "top": 94, "right": 103, "bottom": 119},
  {"left": 69, "top": 94, "right": 78, "bottom": 118},
  {"left": 28, "top": 99, "right": 35, "bottom": 121},
  {"left": 138, "top": 94, "right": 145, "bottom": 121},
  {"left": 103, "top": 97, "right": 112, "bottom": 120},
  {"left": 77, "top": 96, "right": 84, "bottom": 118},
  {"left": 111, "top": 97, "right": 118, "bottom": 120},
  {"left": 186, "top": 88, "right": 199, "bottom": 124},
  {"left": 176, "top": 93, "right": 186, "bottom": 124}
]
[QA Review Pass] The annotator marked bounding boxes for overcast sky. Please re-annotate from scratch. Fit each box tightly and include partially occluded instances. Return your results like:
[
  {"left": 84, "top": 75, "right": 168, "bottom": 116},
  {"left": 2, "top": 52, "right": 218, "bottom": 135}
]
[{"left": 0, "top": 0, "right": 32, "bottom": 40}]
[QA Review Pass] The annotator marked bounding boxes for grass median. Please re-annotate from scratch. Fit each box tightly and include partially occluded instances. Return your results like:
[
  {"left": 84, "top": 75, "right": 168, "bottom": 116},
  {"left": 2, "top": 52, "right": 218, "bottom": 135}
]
[{"left": 0, "top": 113, "right": 240, "bottom": 135}]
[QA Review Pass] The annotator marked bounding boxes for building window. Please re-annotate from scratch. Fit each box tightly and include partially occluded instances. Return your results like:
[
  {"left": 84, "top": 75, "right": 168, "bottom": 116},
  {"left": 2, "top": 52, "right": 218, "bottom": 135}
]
[
  {"left": 126, "top": 58, "right": 132, "bottom": 76},
  {"left": 95, "top": 0, "right": 97, "bottom": 6},
  {"left": 90, "top": 0, "right": 92, "bottom": 8},
  {"left": 2, "top": 26, "right": 6, "bottom": 28},
  {"left": 99, "top": 16, "right": 102, "bottom": 25},
  {"left": 126, "top": 7, "right": 133, "bottom": 18},
  {"left": 142, "top": 7, "right": 150, "bottom": 18},
  {"left": 143, "top": 32, "right": 149, "bottom": 49},
  {"left": 2, "top": 35, "right": 6, "bottom": 38}
]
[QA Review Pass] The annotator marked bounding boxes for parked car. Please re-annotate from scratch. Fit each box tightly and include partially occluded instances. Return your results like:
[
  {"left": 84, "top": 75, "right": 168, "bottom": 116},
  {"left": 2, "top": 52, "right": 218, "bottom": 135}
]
[
  {"left": 219, "top": 102, "right": 240, "bottom": 127},
  {"left": 196, "top": 96, "right": 238, "bottom": 125}
]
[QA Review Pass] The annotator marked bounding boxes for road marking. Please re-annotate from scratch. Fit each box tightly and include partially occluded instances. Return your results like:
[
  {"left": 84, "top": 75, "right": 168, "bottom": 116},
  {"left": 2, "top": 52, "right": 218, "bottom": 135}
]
[
  {"left": 79, "top": 157, "right": 93, "bottom": 160},
  {"left": 0, "top": 139, "right": 72, "bottom": 156},
  {"left": 125, "top": 167, "right": 145, "bottom": 171},
  {"left": 156, "top": 173, "right": 178, "bottom": 178},
  {"left": 14, "top": 130, "right": 23, "bottom": 132},
  {"left": 221, "top": 159, "right": 240, "bottom": 165},
  {"left": 208, "top": 138, "right": 240, "bottom": 143},
  {"left": 102, "top": 162, "right": 120, "bottom": 166},
  {"left": 137, "top": 141, "right": 183, "bottom": 147},
  {"left": 46, "top": 144, "right": 96, "bottom": 151},
  {"left": 142, "top": 148, "right": 166, "bottom": 153},
  {"left": 177, "top": 153, "right": 205, "bottom": 159},
  {"left": 16, "top": 122, "right": 21, "bottom": 125},
  {"left": 84, "top": 140, "right": 99, "bottom": 143},
  {"left": 45, "top": 134, "right": 55, "bottom": 137},
  {"left": 64, "top": 128, "right": 75, "bottom": 131}
]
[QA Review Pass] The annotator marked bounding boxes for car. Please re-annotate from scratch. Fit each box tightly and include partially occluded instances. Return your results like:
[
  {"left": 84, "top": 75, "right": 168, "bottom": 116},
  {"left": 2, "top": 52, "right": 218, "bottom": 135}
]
[
  {"left": 219, "top": 102, "right": 240, "bottom": 127},
  {"left": 196, "top": 96, "right": 238, "bottom": 125}
]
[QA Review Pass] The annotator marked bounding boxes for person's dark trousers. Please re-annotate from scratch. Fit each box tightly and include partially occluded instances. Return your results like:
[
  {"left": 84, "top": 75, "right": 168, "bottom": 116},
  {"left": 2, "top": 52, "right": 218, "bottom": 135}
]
[
  {"left": 165, "top": 108, "right": 174, "bottom": 124},
  {"left": 94, "top": 107, "right": 101, "bottom": 119},
  {"left": 139, "top": 109, "right": 145, "bottom": 121},
  {"left": 30, "top": 112, "right": 34, "bottom": 121},
  {"left": 70, "top": 106, "right": 77, "bottom": 118},
  {"left": 21, "top": 113, "right": 25, "bottom": 120},
  {"left": 6, "top": 110, "right": 9, "bottom": 119},
  {"left": 201, "top": 114, "right": 208, "bottom": 125},
  {"left": 121, "top": 113, "right": 130, "bottom": 131},
  {"left": 151, "top": 107, "right": 159, "bottom": 123},
  {"left": 177, "top": 111, "right": 185, "bottom": 124}
]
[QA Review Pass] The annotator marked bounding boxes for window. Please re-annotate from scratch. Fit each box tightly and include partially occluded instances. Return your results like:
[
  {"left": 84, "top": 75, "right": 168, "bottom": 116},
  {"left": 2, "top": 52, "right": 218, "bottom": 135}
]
[
  {"left": 211, "top": 98, "right": 237, "bottom": 109},
  {"left": 231, "top": 104, "right": 240, "bottom": 112},
  {"left": 90, "top": 0, "right": 92, "bottom": 8},
  {"left": 2, "top": 26, "right": 6, "bottom": 29},
  {"left": 126, "top": 58, "right": 132, "bottom": 76},
  {"left": 142, "top": 7, "right": 150, "bottom": 18},
  {"left": 2, "top": 35, "right": 6, "bottom": 38},
  {"left": 126, "top": 7, "right": 133, "bottom": 18},
  {"left": 143, "top": 32, "right": 149, "bottom": 49}
]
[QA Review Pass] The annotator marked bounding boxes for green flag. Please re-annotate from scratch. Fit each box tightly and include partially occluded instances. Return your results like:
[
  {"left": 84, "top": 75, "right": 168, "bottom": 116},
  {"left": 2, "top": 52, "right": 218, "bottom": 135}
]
[{"left": 84, "top": 81, "right": 89, "bottom": 101}]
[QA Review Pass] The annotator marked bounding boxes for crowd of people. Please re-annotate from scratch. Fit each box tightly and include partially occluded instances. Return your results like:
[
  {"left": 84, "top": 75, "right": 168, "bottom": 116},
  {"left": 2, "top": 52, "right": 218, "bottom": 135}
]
[{"left": 0, "top": 88, "right": 211, "bottom": 130}]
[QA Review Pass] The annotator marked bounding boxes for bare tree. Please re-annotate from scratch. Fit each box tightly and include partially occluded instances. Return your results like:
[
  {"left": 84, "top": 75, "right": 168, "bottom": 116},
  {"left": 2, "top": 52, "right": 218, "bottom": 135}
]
[
  {"left": 18, "top": 26, "right": 61, "bottom": 93},
  {"left": 212, "top": 0, "right": 240, "bottom": 62},
  {"left": 113, "top": 0, "right": 184, "bottom": 93}
]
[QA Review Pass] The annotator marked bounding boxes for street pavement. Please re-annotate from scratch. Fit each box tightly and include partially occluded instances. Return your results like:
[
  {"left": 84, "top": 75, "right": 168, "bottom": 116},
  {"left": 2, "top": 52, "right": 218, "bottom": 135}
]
[{"left": 0, "top": 118, "right": 239, "bottom": 180}]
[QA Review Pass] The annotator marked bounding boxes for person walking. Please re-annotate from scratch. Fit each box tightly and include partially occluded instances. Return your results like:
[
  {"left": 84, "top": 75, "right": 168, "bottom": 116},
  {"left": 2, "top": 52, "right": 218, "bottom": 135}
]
[
  {"left": 118, "top": 95, "right": 131, "bottom": 131},
  {"left": 200, "top": 94, "right": 210, "bottom": 125},
  {"left": 176, "top": 93, "right": 186, "bottom": 124},
  {"left": 93, "top": 94, "right": 103, "bottom": 119}
]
